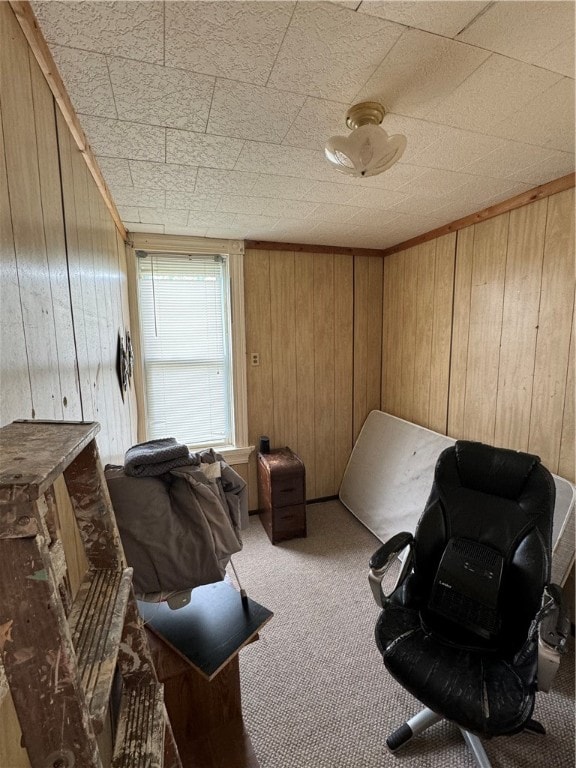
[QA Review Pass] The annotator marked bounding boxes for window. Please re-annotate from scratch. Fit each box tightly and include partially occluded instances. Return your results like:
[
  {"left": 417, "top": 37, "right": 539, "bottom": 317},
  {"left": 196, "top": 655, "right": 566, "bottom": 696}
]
[{"left": 131, "top": 235, "right": 250, "bottom": 461}]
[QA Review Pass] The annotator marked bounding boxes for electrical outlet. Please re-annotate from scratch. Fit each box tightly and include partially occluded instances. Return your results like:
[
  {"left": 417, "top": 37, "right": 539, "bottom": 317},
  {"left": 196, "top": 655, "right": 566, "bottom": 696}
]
[{"left": 251, "top": 352, "right": 260, "bottom": 366}]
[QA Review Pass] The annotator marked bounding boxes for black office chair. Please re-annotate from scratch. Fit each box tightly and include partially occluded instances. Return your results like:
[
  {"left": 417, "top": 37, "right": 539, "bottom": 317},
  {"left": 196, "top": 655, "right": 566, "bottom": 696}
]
[{"left": 369, "top": 441, "right": 569, "bottom": 768}]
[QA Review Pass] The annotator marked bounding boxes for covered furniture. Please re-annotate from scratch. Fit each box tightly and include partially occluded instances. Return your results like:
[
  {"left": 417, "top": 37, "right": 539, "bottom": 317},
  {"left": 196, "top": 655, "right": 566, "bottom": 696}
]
[
  {"left": 369, "top": 440, "right": 569, "bottom": 767},
  {"left": 105, "top": 444, "right": 246, "bottom": 596}
]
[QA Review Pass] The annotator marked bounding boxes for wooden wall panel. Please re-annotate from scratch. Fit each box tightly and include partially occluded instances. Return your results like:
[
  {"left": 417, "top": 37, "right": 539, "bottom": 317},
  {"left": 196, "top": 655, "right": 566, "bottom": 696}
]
[
  {"left": 494, "top": 199, "right": 547, "bottom": 449},
  {"left": 245, "top": 249, "right": 274, "bottom": 509},
  {"left": 381, "top": 253, "right": 403, "bottom": 417},
  {"left": 461, "top": 215, "right": 509, "bottom": 444},
  {"left": 382, "top": 188, "right": 574, "bottom": 484},
  {"left": 448, "top": 226, "right": 474, "bottom": 438},
  {"left": 399, "top": 247, "right": 419, "bottom": 422},
  {"left": 334, "top": 254, "right": 354, "bottom": 485},
  {"left": 270, "top": 251, "right": 298, "bottom": 450},
  {"left": 294, "top": 253, "right": 317, "bottom": 498},
  {"left": 353, "top": 255, "right": 382, "bottom": 441},
  {"left": 528, "top": 188, "right": 575, "bottom": 474},
  {"left": 428, "top": 233, "right": 456, "bottom": 433},
  {"left": 313, "top": 254, "right": 336, "bottom": 498},
  {"left": 1, "top": 4, "right": 61, "bottom": 420},
  {"left": 412, "top": 242, "right": 435, "bottom": 427},
  {"left": 29, "top": 52, "right": 82, "bottom": 420},
  {"left": 0, "top": 94, "right": 32, "bottom": 426},
  {"left": 245, "top": 248, "right": 373, "bottom": 505}
]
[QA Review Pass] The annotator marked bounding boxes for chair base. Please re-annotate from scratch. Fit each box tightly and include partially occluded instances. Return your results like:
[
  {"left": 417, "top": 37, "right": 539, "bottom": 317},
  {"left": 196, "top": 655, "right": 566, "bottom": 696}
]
[{"left": 386, "top": 707, "right": 492, "bottom": 768}]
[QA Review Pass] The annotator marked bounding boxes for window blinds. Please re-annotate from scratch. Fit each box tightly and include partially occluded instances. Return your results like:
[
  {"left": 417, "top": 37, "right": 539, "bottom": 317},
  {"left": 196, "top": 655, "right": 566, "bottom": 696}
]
[{"left": 137, "top": 252, "right": 232, "bottom": 447}]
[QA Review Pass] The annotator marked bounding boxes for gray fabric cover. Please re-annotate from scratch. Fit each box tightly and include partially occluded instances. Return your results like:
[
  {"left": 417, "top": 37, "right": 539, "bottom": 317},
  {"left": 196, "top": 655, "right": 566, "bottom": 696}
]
[{"left": 105, "top": 449, "right": 245, "bottom": 595}]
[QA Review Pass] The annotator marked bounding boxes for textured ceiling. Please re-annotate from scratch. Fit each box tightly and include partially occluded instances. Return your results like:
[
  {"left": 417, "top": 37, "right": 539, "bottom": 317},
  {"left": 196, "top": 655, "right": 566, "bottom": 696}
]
[{"left": 32, "top": 0, "right": 575, "bottom": 250}]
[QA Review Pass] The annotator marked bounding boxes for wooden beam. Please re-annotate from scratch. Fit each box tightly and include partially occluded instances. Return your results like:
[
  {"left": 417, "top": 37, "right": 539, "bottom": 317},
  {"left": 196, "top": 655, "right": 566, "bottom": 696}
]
[
  {"left": 381, "top": 173, "right": 575, "bottom": 257},
  {"left": 244, "top": 240, "right": 385, "bottom": 258},
  {"left": 9, "top": 1, "right": 127, "bottom": 241}
]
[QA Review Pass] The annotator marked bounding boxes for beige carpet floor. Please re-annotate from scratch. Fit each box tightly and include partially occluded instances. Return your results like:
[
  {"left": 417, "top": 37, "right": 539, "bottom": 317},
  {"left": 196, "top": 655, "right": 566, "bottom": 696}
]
[{"left": 230, "top": 501, "right": 575, "bottom": 768}]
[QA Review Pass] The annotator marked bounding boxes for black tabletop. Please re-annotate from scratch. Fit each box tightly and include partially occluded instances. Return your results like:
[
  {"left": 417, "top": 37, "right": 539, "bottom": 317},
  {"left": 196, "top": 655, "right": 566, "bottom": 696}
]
[{"left": 138, "top": 581, "right": 273, "bottom": 680}]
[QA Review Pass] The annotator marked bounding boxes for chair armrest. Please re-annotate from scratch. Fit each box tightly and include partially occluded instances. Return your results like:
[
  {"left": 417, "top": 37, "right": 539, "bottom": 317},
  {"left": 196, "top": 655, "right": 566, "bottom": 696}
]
[
  {"left": 537, "top": 583, "right": 570, "bottom": 692},
  {"left": 368, "top": 532, "right": 413, "bottom": 608}
]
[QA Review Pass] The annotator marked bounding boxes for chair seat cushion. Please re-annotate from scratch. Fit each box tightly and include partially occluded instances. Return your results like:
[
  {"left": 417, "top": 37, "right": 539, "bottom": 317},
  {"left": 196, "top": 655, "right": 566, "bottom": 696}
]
[{"left": 375, "top": 604, "right": 536, "bottom": 737}]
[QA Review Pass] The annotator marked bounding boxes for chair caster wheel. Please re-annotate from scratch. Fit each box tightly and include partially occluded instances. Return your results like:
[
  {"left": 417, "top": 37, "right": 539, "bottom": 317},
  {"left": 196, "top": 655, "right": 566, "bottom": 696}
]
[{"left": 386, "top": 723, "right": 413, "bottom": 752}]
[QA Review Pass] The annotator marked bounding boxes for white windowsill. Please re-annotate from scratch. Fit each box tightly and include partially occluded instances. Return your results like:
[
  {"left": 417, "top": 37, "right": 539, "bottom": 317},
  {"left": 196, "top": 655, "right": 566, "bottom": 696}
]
[{"left": 187, "top": 444, "right": 255, "bottom": 465}]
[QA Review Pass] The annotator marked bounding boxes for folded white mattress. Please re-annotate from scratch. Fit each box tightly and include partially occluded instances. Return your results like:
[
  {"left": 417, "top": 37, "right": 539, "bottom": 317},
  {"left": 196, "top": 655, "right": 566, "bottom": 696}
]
[{"left": 339, "top": 411, "right": 575, "bottom": 585}]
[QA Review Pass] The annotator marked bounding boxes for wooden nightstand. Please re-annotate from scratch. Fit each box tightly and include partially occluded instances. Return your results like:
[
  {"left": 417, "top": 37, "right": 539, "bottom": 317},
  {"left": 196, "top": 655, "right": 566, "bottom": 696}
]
[{"left": 257, "top": 447, "right": 306, "bottom": 544}]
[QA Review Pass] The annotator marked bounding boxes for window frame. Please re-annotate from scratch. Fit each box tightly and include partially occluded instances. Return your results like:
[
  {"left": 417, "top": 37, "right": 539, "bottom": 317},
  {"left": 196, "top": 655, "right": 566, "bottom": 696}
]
[{"left": 127, "top": 233, "right": 252, "bottom": 464}]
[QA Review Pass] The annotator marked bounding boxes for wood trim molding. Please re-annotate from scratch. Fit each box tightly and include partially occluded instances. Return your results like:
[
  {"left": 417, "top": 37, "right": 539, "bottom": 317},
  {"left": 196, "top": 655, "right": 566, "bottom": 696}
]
[
  {"left": 244, "top": 240, "right": 385, "bottom": 258},
  {"left": 381, "top": 173, "right": 575, "bottom": 257},
  {"left": 9, "top": 0, "right": 127, "bottom": 241}
]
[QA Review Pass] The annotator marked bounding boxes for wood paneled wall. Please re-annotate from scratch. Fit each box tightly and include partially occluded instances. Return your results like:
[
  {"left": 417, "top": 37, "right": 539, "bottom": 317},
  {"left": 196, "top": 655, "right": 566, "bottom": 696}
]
[
  {"left": 0, "top": 2, "right": 136, "bottom": 462},
  {"left": 381, "top": 188, "right": 575, "bottom": 483},
  {"left": 1, "top": 6, "right": 135, "bottom": 763},
  {"left": 244, "top": 249, "right": 382, "bottom": 508}
]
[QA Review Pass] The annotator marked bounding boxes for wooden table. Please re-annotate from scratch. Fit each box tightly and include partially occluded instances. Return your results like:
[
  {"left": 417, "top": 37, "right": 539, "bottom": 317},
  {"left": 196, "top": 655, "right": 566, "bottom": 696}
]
[{"left": 139, "top": 582, "right": 273, "bottom": 768}]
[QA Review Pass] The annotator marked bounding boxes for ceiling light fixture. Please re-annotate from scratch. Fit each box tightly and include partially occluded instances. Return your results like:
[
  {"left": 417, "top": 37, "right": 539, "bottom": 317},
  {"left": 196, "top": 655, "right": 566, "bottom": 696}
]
[{"left": 324, "top": 102, "right": 407, "bottom": 178}]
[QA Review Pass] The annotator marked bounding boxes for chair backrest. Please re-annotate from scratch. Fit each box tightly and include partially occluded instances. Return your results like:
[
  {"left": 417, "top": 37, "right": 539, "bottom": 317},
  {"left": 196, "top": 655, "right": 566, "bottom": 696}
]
[{"left": 412, "top": 441, "right": 556, "bottom": 653}]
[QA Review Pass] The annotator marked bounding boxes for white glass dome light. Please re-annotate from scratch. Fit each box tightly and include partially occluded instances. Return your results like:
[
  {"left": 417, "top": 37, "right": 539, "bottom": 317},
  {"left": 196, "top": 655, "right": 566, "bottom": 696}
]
[{"left": 324, "top": 102, "right": 407, "bottom": 178}]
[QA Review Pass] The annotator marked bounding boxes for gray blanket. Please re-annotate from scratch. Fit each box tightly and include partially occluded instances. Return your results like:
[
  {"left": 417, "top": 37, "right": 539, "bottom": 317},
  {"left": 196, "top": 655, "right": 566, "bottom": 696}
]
[{"left": 124, "top": 437, "right": 191, "bottom": 476}]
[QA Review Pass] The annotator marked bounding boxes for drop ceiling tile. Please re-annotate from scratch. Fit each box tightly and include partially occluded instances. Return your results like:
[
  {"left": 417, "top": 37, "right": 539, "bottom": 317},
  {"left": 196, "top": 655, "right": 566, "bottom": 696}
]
[
  {"left": 108, "top": 57, "right": 214, "bottom": 132},
  {"left": 390, "top": 194, "right": 446, "bottom": 216},
  {"left": 356, "top": 29, "right": 491, "bottom": 118},
  {"left": 165, "top": 1, "right": 294, "bottom": 85},
  {"left": 304, "top": 180, "right": 360, "bottom": 205},
  {"left": 425, "top": 54, "right": 563, "bottom": 133},
  {"left": 208, "top": 80, "right": 306, "bottom": 143},
  {"left": 165, "top": 191, "right": 222, "bottom": 211},
  {"left": 194, "top": 168, "right": 261, "bottom": 197},
  {"left": 128, "top": 223, "right": 165, "bottom": 234},
  {"left": 116, "top": 206, "right": 140, "bottom": 223},
  {"left": 218, "top": 195, "right": 315, "bottom": 219},
  {"left": 49, "top": 46, "right": 116, "bottom": 118},
  {"left": 129, "top": 161, "right": 199, "bottom": 192},
  {"left": 32, "top": 1, "right": 164, "bottom": 63},
  {"left": 492, "top": 77, "right": 575, "bottom": 153},
  {"left": 267, "top": 2, "right": 404, "bottom": 101},
  {"left": 457, "top": 1, "right": 575, "bottom": 76},
  {"left": 80, "top": 116, "right": 165, "bottom": 162},
  {"left": 187, "top": 211, "right": 239, "bottom": 229},
  {"left": 282, "top": 97, "right": 350, "bottom": 151},
  {"left": 347, "top": 186, "right": 407, "bottom": 209},
  {"left": 166, "top": 129, "right": 244, "bottom": 170},
  {"left": 96, "top": 156, "right": 132, "bottom": 189},
  {"left": 330, "top": 2, "right": 362, "bottom": 9},
  {"left": 461, "top": 141, "right": 571, "bottom": 181},
  {"left": 304, "top": 203, "right": 363, "bottom": 224},
  {"left": 138, "top": 208, "right": 190, "bottom": 227},
  {"left": 358, "top": 1, "right": 490, "bottom": 38},
  {"left": 406, "top": 127, "right": 506, "bottom": 172},
  {"left": 431, "top": 179, "right": 532, "bottom": 218},
  {"left": 539, "top": 36, "right": 576, "bottom": 79},
  {"left": 377, "top": 114, "right": 443, "bottom": 158},
  {"left": 109, "top": 186, "right": 165, "bottom": 209},
  {"left": 234, "top": 214, "right": 281, "bottom": 230},
  {"left": 404, "top": 168, "right": 474, "bottom": 197},
  {"left": 345, "top": 208, "right": 401, "bottom": 227},
  {"left": 235, "top": 141, "right": 336, "bottom": 182},
  {"left": 254, "top": 175, "right": 315, "bottom": 201},
  {"left": 506, "top": 153, "right": 575, "bottom": 187},
  {"left": 169, "top": 225, "right": 209, "bottom": 237}
]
